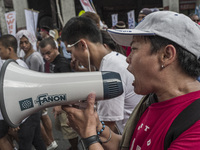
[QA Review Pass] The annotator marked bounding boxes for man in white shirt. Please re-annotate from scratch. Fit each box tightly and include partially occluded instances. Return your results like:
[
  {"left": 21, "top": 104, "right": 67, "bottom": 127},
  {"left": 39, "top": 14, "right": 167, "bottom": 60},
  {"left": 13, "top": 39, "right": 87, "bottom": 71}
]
[
  {"left": 61, "top": 16, "right": 143, "bottom": 134},
  {"left": 0, "top": 34, "right": 46, "bottom": 150},
  {"left": 0, "top": 34, "right": 29, "bottom": 150},
  {"left": 0, "top": 57, "right": 3, "bottom": 71}
]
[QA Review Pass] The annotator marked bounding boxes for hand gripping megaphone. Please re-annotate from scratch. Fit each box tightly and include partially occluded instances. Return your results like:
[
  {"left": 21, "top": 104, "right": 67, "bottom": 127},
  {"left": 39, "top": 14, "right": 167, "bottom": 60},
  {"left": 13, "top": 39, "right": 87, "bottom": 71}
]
[{"left": 0, "top": 59, "right": 123, "bottom": 127}]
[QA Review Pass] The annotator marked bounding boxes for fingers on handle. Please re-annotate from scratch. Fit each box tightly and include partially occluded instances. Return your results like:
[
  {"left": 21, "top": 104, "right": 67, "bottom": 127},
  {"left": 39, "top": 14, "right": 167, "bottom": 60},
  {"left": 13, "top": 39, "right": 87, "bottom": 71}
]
[
  {"left": 87, "top": 93, "right": 96, "bottom": 110},
  {"left": 62, "top": 105, "right": 75, "bottom": 114}
]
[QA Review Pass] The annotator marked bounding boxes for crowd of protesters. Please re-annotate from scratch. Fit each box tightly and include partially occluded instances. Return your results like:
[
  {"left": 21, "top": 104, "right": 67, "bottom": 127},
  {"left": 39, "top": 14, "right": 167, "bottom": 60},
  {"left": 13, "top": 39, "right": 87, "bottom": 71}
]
[{"left": 0, "top": 8, "right": 200, "bottom": 150}]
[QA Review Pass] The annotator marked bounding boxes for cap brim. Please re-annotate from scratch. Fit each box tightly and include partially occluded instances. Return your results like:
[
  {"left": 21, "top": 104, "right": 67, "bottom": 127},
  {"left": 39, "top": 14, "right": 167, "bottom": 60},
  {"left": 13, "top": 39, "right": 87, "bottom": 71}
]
[{"left": 107, "top": 29, "right": 155, "bottom": 47}]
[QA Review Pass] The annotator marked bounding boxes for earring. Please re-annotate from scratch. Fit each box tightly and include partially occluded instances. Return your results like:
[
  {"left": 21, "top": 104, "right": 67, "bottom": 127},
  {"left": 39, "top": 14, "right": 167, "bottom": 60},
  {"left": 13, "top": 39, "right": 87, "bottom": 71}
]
[{"left": 161, "top": 65, "right": 164, "bottom": 68}]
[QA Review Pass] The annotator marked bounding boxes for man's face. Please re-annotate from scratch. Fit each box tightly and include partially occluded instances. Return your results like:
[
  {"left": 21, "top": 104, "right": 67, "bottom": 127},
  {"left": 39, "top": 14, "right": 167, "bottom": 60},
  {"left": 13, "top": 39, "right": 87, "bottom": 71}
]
[
  {"left": 0, "top": 42, "right": 10, "bottom": 60},
  {"left": 64, "top": 40, "right": 89, "bottom": 68},
  {"left": 40, "top": 30, "right": 48, "bottom": 39},
  {"left": 40, "top": 44, "right": 58, "bottom": 63},
  {"left": 191, "top": 15, "right": 199, "bottom": 23},
  {"left": 126, "top": 37, "right": 160, "bottom": 95},
  {"left": 20, "top": 36, "right": 32, "bottom": 53}
]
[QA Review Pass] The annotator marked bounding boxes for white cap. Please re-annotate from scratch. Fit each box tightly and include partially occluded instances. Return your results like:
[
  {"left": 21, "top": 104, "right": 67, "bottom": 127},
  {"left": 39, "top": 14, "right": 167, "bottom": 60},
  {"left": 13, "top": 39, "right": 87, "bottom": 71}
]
[
  {"left": 49, "top": 30, "right": 56, "bottom": 39},
  {"left": 107, "top": 11, "right": 200, "bottom": 60}
]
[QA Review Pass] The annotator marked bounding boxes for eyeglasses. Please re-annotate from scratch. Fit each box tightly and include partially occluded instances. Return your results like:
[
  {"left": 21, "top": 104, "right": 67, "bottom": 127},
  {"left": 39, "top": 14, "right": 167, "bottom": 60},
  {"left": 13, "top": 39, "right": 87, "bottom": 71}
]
[
  {"left": 193, "top": 19, "right": 199, "bottom": 22},
  {"left": 67, "top": 40, "right": 81, "bottom": 48}
]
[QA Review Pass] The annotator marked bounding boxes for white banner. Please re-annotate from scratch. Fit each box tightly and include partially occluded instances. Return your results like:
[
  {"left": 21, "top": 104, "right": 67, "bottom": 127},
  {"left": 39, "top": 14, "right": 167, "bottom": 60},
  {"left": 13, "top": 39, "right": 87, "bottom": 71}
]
[
  {"left": 111, "top": 14, "right": 118, "bottom": 27},
  {"left": 195, "top": 5, "right": 200, "bottom": 18},
  {"left": 127, "top": 10, "right": 135, "bottom": 29},
  {"left": 79, "top": 0, "right": 95, "bottom": 13},
  {"left": 5, "top": 11, "right": 16, "bottom": 36},
  {"left": 25, "top": 9, "right": 39, "bottom": 37},
  {"left": 79, "top": 0, "right": 105, "bottom": 28}
]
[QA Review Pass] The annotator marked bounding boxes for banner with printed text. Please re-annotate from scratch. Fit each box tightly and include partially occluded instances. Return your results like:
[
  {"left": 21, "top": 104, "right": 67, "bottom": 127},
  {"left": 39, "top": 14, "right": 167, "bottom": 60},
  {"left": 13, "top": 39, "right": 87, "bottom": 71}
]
[
  {"left": 5, "top": 11, "right": 16, "bottom": 36},
  {"left": 25, "top": 9, "right": 39, "bottom": 37},
  {"left": 79, "top": 0, "right": 95, "bottom": 13},
  {"left": 79, "top": 0, "right": 105, "bottom": 28},
  {"left": 111, "top": 14, "right": 118, "bottom": 27},
  {"left": 195, "top": 5, "right": 200, "bottom": 17},
  {"left": 127, "top": 10, "right": 135, "bottom": 29}
]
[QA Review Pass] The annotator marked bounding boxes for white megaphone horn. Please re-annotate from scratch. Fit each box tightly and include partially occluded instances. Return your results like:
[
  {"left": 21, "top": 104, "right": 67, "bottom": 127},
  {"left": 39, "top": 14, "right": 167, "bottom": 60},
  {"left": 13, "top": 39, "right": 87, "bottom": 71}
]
[{"left": 0, "top": 59, "right": 123, "bottom": 127}]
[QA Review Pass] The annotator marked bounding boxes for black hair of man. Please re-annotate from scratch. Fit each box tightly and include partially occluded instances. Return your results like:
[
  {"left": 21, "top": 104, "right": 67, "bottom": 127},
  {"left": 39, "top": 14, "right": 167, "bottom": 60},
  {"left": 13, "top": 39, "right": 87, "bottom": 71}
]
[
  {"left": 41, "top": 26, "right": 50, "bottom": 33},
  {"left": 81, "top": 11, "right": 101, "bottom": 28},
  {"left": 57, "top": 37, "right": 61, "bottom": 42},
  {"left": 0, "top": 34, "right": 18, "bottom": 53},
  {"left": 39, "top": 37, "right": 57, "bottom": 49},
  {"left": 101, "top": 30, "right": 126, "bottom": 56},
  {"left": 188, "top": 13, "right": 198, "bottom": 18},
  {"left": 37, "top": 34, "right": 42, "bottom": 42},
  {"left": 101, "top": 30, "right": 116, "bottom": 50},
  {"left": 61, "top": 16, "right": 102, "bottom": 45}
]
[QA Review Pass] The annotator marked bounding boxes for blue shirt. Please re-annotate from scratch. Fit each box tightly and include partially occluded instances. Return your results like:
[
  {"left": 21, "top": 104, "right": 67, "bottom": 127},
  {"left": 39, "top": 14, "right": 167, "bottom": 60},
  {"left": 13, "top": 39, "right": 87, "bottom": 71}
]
[{"left": 60, "top": 41, "right": 71, "bottom": 59}]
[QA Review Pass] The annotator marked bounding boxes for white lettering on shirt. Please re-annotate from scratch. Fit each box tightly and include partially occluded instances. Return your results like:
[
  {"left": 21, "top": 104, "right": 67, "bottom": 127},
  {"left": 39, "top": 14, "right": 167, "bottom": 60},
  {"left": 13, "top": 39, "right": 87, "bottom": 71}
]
[
  {"left": 130, "top": 138, "right": 135, "bottom": 150},
  {"left": 136, "top": 145, "right": 141, "bottom": 150},
  {"left": 144, "top": 125, "right": 150, "bottom": 131},
  {"left": 138, "top": 123, "right": 143, "bottom": 130},
  {"left": 147, "top": 139, "right": 151, "bottom": 146}
]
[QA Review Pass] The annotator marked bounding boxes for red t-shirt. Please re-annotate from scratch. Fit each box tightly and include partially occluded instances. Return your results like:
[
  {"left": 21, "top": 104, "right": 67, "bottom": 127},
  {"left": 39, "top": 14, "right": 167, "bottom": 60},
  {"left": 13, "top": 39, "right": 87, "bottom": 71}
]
[{"left": 130, "top": 90, "right": 200, "bottom": 150}]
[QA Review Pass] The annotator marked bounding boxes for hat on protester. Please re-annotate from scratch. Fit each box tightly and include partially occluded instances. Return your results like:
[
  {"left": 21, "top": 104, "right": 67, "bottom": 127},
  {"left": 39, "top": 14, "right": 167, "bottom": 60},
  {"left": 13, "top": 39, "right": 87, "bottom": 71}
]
[
  {"left": 115, "top": 21, "right": 126, "bottom": 29},
  {"left": 151, "top": 8, "right": 160, "bottom": 12},
  {"left": 49, "top": 30, "right": 56, "bottom": 39},
  {"left": 107, "top": 11, "right": 200, "bottom": 60},
  {"left": 139, "top": 8, "right": 152, "bottom": 15}
]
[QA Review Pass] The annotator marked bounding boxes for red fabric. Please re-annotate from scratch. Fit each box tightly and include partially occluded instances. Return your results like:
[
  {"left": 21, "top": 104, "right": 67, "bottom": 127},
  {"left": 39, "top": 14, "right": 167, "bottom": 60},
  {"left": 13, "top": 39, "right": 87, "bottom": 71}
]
[
  {"left": 45, "top": 61, "right": 50, "bottom": 73},
  {"left": 129, "top": 90, "right": 200, "bottom": 150},
  {"left": 122, "top": 46, "right": 131, "bottom": 56},
  {"left": 40, "top": 28, "right": 49, "bottom": 35}
]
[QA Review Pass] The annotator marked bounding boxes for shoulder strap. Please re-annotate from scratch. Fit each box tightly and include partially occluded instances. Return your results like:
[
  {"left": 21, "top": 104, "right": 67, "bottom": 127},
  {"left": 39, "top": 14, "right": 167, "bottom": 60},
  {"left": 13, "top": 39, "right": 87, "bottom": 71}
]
[{"left": 164, "top": 98, "right": 200, "bottom": 150}]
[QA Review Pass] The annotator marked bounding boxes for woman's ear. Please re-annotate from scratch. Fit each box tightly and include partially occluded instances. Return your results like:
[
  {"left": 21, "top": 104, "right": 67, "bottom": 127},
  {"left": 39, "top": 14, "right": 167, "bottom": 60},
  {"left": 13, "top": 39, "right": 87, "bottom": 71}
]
[{"left": 161, "top": 44, "right": 177, "bottom": 66}]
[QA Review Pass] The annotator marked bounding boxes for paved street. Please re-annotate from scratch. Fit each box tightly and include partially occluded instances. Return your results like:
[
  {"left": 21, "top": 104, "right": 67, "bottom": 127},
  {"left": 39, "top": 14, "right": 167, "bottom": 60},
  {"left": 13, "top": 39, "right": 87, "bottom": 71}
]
[
  {"left": 14, "top": 107, "right": 82, "bottom": 150},
  {"left": 13, "top": 107, "right": 71, "bottom": 150},
  {"left": 48, "top": 107, "right": 71, "bottom": 150}
]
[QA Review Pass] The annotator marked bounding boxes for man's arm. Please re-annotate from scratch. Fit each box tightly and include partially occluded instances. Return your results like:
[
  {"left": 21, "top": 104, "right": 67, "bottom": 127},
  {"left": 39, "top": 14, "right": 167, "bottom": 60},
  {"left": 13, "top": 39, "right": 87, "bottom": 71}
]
[
  {"left": 62, "top": 93, "right": 122, "bottom": 150},
  {"left": 104, "top": 121, "right": 120, "bottom": 134}
]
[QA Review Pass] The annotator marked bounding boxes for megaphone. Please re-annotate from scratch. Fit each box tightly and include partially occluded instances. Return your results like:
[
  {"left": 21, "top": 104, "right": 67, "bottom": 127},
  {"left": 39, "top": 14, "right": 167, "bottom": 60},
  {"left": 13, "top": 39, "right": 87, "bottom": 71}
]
[{"left": 0, "top": 59, "right": 123, "bottom": 127}]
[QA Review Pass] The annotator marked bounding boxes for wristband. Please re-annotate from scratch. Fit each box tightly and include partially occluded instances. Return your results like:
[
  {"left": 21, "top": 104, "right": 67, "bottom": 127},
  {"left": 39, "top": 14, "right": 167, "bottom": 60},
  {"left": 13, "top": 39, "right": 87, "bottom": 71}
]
[
  {"left": 80, "top": 135, "right": 101, "bottom": 149},
  {"left": 97, "top": 121, "right": 105, "bottom": 135},
  {"left": 99, "top": 125, "right": 112, "bottom": 143}
]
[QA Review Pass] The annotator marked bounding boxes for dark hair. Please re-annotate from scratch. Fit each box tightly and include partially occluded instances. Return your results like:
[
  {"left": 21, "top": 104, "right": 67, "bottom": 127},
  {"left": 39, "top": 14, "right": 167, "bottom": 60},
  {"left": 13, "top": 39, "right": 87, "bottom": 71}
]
[
  {"left": 188, "top": 13, "right": 198, "bottom": 18},
  {"left": 81, "top": 12, "right": 100, "bottom": 27},
  {"left": 147, "top": 36, "right": 200, "bottom": 78},
  {"left": 57, "top": 37, "right": 61, "bottom": 42},
  {"left": 39, "top": 37, "right": 56, "bottom": 49},
  {"left": 0, "top": 34, "right": 18, "bottom": 53},
  {"left": 101, "top": 30, "right": 126, "bottom": 56},
  {"left": 40, "top": 26, "right": 50, "bottom": 33},
  {"left": 61, "top": 16, "right": 102, "bottom": 45},
  {"left": 37, "top": 34, "right": 42, "bottom": 41}
]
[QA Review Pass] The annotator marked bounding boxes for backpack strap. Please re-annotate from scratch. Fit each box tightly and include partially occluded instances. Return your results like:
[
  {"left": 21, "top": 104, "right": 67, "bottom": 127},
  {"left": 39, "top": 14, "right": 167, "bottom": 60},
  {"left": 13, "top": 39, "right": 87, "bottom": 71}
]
[{"left": 164, "top": 98, "right": 200, "bottom": 150}]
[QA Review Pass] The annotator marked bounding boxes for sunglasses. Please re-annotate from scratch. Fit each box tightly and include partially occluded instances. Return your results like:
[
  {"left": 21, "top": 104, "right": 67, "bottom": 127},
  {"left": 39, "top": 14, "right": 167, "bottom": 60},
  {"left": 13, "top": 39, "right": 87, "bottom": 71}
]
[{"left": 67, "top": 40, "right": 81, "bottom": 48}]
